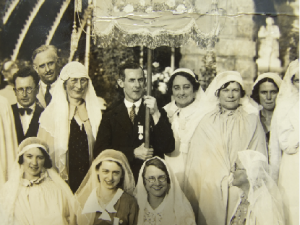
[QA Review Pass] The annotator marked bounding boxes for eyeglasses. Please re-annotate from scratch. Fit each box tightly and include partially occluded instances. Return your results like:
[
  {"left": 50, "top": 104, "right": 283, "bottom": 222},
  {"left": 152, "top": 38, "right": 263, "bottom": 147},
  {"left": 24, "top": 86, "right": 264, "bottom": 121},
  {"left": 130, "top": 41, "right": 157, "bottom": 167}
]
[
  {"left": 14, "top": 87, "right": 36, "bottom": 94},
  {"left": 69, "top": 78, "right": 89, "bottom": 85},
  {"left": 144, "top": 175, "right": 167, "bottom": 183}
]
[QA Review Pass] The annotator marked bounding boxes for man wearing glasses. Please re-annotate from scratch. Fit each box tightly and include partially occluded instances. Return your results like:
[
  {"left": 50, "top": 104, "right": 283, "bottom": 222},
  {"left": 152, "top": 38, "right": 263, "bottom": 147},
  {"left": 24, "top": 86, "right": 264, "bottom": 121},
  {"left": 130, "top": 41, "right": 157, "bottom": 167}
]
[{"left": 11, "top": 67, "right": 43, "bottom": 144}]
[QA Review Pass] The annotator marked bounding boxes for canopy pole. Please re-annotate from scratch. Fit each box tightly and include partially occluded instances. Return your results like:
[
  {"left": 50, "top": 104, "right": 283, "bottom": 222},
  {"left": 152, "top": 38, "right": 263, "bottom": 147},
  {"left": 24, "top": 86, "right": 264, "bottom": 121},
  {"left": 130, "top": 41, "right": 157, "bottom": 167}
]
[
  {"left": 171, "top": 47, "right": 175, "bottom": 71},
  {"left": 145, "top": 48, "right": 152, "bottom": 148},
  {"left": 84, "top": 0, "right": 92, "bottom": 69}
]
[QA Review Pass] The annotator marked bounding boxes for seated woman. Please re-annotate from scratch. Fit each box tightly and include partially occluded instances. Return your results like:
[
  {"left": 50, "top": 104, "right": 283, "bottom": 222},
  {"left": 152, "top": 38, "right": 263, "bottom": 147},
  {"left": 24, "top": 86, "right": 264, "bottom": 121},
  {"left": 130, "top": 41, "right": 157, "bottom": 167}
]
[
  {"left": 184, "top": 71, "right": 267, "bottom": 225},
  {"left": 0, "top": 137, "right": 76, "bottom": 225},
  {"left": 75, "top": 149, "right": 138, "bottom": 225},
  {"left": 135, "top": 157, "right": 196, "bottom": 225},
  {"left": 250, "top": 73, "right": 282, "bottom": 145},
  {"left": 228, "top": 150, "right": 285, "bottom": 225},
  {"left": 269, "top": 59, "right": 299, "bottom": 225},
  {"left": 164, "top": 68, "right": 206, "bottom": 188}
]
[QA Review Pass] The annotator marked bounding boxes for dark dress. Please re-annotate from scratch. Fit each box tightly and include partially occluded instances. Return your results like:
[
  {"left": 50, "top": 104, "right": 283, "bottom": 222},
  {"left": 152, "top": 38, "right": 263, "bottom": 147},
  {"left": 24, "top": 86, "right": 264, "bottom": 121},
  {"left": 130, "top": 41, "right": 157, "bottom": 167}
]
[
  {"left": 92, "top": 192, "right": 138, "bottom": 225},
  {"left": 68, "top": 118, "right": 90, "bottom": 193}
]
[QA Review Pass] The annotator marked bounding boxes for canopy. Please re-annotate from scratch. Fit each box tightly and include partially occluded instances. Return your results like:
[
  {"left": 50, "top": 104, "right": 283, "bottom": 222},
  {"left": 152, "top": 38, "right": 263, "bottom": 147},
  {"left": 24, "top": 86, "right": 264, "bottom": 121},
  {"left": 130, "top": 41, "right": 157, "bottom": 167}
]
[{"left": 92, "top": 0, "right": 226, "bottom": 49}]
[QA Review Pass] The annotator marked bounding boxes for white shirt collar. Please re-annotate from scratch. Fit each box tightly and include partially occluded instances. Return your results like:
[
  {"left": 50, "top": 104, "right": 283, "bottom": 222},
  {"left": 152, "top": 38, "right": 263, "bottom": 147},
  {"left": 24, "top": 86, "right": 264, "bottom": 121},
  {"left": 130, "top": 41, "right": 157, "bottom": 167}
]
[
  {"left": 17, "top": 102, "right": 36, "bottom": 110},
  {"left": 124, "top": 98, "right": 142, "bottom": 109},
  {"left": 39, "top": 80, "right": 57, "bottom": 95},
  {"left": 82, "top": 188, "right": 124, "bottom": 221}
]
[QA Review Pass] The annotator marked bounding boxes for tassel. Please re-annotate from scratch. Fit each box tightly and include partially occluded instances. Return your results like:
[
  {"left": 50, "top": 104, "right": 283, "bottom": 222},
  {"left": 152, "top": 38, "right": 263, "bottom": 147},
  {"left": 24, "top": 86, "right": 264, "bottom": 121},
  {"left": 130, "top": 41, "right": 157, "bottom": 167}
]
[{"left": 75, "top": 0, "right": 82, "bottom": 12}]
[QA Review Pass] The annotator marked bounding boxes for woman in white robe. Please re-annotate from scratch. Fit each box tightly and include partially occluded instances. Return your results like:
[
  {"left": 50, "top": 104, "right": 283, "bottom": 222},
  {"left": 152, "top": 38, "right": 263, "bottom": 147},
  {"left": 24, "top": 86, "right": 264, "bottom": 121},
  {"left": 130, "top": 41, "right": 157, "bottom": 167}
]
[
  {"left": 269, "top": 59, "right": 299, "bottom": 225},
  {"left": 184, "top": 71, "right": 267, "bottom": 225},
  {"left": 135, "top": 156, "right": 196, "bottom": 225},
  {"left": 0, "top": 137, "right": 76, "bottom": 225},
  {"left": 163, "top": 68, "right": 206, "bottom": 188}
]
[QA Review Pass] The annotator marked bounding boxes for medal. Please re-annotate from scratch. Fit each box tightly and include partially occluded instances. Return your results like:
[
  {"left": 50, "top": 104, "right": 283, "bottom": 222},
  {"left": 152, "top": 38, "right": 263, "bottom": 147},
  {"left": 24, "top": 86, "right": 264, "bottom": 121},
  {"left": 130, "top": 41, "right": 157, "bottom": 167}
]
[{"left": 138, "top": 125, "right": 143, "bottom": 140}]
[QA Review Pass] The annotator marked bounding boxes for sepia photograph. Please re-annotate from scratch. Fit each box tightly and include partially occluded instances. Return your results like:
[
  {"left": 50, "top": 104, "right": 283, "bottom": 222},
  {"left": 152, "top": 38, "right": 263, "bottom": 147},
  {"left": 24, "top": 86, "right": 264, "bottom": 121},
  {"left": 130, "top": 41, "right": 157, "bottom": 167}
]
[{"left": 0, "top": 0, "right": 299, "bottom": 224}]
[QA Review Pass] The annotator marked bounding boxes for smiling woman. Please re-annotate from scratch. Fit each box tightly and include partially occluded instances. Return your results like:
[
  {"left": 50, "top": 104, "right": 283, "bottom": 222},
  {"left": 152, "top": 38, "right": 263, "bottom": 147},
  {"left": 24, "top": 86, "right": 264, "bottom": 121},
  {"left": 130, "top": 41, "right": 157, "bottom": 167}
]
[
  {"left": 0, "top": 137, "right": 76, "bottom": 225},
  {"left": 184, "top": 71, "right": 267, "bottom": 225},
  {"left": 135, "top": 157, "right": 196, "bottom": 225},
  {"left": 75, "top": 149, "right": 138, "bottom": 225}
]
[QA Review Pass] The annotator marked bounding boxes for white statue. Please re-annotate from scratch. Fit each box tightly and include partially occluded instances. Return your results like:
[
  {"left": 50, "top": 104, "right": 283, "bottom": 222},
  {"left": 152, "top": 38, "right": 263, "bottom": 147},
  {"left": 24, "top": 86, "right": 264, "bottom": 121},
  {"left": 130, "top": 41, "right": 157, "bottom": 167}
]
[{"left": 256, "top": 17, "right": 282, "bottom": 73}]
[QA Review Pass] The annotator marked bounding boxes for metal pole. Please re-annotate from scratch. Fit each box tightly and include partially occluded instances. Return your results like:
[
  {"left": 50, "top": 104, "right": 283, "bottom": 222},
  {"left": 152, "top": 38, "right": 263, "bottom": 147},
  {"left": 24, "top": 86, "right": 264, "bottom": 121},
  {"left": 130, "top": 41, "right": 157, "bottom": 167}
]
[
  {"left": 84, "top": 0, "right": 92, "bottom": 69},
  {"left": 145, "top": 48, "right": 152, "bottom": 148}
]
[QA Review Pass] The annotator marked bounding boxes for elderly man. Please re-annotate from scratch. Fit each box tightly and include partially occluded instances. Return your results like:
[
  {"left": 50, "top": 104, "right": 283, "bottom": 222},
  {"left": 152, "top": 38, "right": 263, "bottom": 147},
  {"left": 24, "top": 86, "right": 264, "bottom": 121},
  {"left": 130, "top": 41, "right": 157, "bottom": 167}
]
[
  {"left": 0, "top": 60, "right": 19, "bottom": 104},
  {"left": 38, "top": 61, "right": 102, "bottom": 193},
  {"left": 11, "top": 67, "right": 43, "bottom": 144},
  {"left": 94, "top": 61, "right": 175, "bottom": 181},
  {"left": 32, "top": 45, "right": 60, "bottom": 107}
]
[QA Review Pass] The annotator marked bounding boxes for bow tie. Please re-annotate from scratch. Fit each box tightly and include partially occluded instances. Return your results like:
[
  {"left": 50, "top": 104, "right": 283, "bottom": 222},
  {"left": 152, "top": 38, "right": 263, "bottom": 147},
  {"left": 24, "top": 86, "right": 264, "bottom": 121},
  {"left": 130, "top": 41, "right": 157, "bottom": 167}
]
[{"left": 19, "top": 107, "right": 33, "bottom": 116}]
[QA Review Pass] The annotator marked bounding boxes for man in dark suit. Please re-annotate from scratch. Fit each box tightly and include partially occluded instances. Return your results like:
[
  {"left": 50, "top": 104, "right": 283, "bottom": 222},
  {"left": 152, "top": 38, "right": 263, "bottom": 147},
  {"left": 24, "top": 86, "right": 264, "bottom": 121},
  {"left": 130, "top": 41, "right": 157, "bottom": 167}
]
[
  {"left": 12, "top": 67, "right": 43, "bottom": 144},
  {"left": 94, "top": 61, "right": 175, "bottom": 181}
]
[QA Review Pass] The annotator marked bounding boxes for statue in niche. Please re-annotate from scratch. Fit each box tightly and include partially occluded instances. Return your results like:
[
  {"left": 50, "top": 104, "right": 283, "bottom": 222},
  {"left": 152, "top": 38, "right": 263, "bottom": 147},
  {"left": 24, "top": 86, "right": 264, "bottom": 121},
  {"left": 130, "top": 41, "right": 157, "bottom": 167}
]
[{"left": 256, "top": 17, "right": 282, "bottom": 73}]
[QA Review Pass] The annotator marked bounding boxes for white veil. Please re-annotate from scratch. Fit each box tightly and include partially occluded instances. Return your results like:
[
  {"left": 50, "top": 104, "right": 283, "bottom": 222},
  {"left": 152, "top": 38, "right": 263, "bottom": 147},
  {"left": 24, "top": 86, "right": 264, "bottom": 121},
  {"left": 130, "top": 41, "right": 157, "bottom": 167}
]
[
  {"left": 134, "top": 156, "right": 196, "bottom": 225},
  {"left": 0, "top": 137, "right": 76, "bottom": 225},
  {"left": 74, "top": 149, "right": 136, "bottom": 225},
  {"left": 269, "top": 59, "right": 299, "bottom": 180},
  {"left": 39, "top": 61, "right": 102, "bottom": 180},
  {"left": 237, "top": 150, "right": 285, "bottom": 225}
]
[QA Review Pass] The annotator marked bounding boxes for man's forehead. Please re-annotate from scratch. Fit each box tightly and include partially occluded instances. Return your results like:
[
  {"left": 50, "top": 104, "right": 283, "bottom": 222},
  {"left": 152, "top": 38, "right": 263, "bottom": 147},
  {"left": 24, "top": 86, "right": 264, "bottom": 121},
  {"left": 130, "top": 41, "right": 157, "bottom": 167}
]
[
  {"left": 15, "top": 76, "right": 35, "bottom": 86},
  {"left": 33, "top": 49, "right": 57, "bottom": 65},
  {"left": 124, "top": 68, "right": 143, "bottom": 79}
]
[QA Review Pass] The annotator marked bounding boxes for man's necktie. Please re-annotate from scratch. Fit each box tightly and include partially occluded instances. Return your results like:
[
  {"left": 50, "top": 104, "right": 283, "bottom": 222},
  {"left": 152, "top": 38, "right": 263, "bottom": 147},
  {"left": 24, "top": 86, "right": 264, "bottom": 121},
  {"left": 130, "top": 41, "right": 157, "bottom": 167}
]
[
  {"left": 129, "top": 104, "right": 136, "bottom": 124},
  {"left": 19, "top": 108, "right": 33, "bottom": 116},
  {"left": 45, "top": 84, "right": 52, "bottom": 106}
]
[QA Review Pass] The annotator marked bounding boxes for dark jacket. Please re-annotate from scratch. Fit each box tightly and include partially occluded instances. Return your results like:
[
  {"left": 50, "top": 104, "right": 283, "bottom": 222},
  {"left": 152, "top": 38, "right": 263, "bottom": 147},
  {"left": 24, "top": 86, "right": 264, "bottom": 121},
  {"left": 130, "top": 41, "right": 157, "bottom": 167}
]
[
  {"left": 94, "top": 100, "right": 175, "bottom": 181},
  {"left": 11, "top": 103, "right": 44, "bottom": 144}
]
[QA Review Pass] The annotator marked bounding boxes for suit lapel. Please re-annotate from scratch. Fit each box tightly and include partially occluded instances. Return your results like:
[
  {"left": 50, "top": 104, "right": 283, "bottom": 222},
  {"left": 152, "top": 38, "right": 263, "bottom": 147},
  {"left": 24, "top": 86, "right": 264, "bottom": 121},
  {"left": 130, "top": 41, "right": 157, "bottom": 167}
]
[
  {"left": 36, "top": 85, "right": 46, "bottom": 108},
  {"left": 25, "top": 104, "right": 43, "bottom": 137},
  {"left": 114, "top": 102, "right": 133, "bottom": 132},
  {"left": 11, "top": 104, "right": 25, "bottom": 144}
]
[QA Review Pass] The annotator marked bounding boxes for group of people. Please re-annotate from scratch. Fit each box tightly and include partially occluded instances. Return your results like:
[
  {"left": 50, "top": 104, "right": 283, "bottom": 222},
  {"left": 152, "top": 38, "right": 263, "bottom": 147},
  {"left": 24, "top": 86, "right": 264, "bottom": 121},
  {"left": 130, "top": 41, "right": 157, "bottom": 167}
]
[{"left": 0, "top": 44, "right": 298, "bottom": 225}]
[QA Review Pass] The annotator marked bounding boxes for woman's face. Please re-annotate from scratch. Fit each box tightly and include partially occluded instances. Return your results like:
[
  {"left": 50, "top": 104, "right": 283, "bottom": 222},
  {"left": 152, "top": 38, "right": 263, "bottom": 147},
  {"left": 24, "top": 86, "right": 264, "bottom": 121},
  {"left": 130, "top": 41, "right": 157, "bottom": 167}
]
[
  {"left": 293, "top": 71, "right": 299, "bottom": 91},
  {"left": 232, "top": 159, "right": 248, "bottom": 187},
  {"left": 23, "top": 147, "right": 45, "bottom": 180},
  {"left": 172, "top": 75, "right": 195, "bottom": 108},
  {"left": 219, "top": 82, "right": 241, "bottom": 110},
  {"left": 65, "top": 77, "right": 89, "bottom": 100},
  {"left": 258, "top": 81, "right": 278, "bottom": 111},
  {"left": 144, "top": 165, "right": 169, "bottom": 198},
  {"left": 97, "top": 161, "right": 123, "bottom": 190}
]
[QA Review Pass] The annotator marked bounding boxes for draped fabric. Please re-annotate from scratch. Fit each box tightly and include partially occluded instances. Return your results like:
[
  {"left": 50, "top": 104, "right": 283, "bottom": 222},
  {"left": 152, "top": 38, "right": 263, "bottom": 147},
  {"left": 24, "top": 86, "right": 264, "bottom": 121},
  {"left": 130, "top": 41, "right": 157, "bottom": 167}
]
[
  {"left": 75, "top": 150, "right": 136, "bottom": 225},
  {"left": 164, "top": 88, "right": 206, "bottom": 188},
  {"left": 183, "top": 71, "right": 267, "bottom": 225},
  {"left": 269, "top": 59, "right": 299, "bottom": 225},
  {"left": 38, "top": 62, "right": 102, "bottom": 181},
  {"left": 0, "top": 95, "right": 18, "bottom": 188},
  {"left": 93, "top": 0, "right": 226, "bottom": 49},
  {"left": 227, "top": 151, "right": 285, "bottom": 225},
  {"left": 135, "top": 156, "right": 196, "bottom": 225},
  {"left": 0, "top": 138, "right": 76, "bottom": 225}
]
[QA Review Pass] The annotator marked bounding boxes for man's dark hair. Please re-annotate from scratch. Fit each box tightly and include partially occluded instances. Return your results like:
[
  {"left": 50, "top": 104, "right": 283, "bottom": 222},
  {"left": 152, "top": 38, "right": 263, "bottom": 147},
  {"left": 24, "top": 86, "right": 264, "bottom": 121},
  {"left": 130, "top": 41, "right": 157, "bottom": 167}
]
[
  {"left": 13, "top": 66, "right": 40, "bottom": 87},
  {"left": 250, "top": 78, "right": 279, "bottom": 104},
  {"left": 18, "top": 147, "right": 52, "bottom": 169},
  {"left": 118, "top": 61, "right": 144, "bottom": 81},
  {"left": 167, "top": 72, "right": 200, "bottom": 95},
  {"left": 215, "top": 81, "right": 246, "bottom": 98}
]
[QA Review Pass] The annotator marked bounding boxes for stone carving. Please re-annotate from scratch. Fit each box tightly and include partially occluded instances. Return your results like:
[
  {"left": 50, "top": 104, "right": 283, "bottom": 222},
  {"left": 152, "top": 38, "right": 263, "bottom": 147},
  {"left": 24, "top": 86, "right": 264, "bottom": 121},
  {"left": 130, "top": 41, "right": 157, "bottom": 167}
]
[{"left": 256, "top": 17, "right": 282, "bottom": 73}]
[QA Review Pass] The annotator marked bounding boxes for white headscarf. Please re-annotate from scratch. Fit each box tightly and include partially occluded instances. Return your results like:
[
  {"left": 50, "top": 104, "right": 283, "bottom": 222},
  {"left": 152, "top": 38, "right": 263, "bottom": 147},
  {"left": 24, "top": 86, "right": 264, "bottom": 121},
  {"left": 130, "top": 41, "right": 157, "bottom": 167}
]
[
  {"left": 75, "top": 149, "right": 135, "bottom": 225},
  {"left": 205, "top": 71, "right": 259, "bottom": 115},
  {"left": 237, "top": 150, "right": 285, "bottom": 225},
  {"left": 39, "top": 61, "right": 102, "bottom": 180},
  {"left": 269, "top": 59, "right": 299, "bottom": 180},
  {"left": 252, "top": 72, "right": 282, "bottom": 90},
  {"left": 0, "top": 137, "right": 76, "bottom": 225},
  {"left": 134, "top": 156, "right": 196, "bottom": 225}
]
